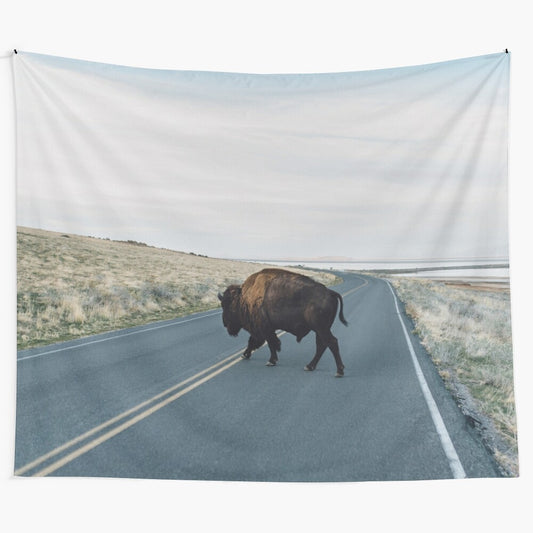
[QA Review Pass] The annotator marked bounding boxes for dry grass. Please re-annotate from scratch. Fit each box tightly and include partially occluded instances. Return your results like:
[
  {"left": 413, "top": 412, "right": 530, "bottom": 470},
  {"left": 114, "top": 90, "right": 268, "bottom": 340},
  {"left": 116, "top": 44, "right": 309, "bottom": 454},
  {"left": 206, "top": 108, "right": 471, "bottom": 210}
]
[
  {"left": 17, "top": 227, "right": 337, "bottom": 350},
  {"left": 390, "top": 276, "right": 517, "bottom": 476}
]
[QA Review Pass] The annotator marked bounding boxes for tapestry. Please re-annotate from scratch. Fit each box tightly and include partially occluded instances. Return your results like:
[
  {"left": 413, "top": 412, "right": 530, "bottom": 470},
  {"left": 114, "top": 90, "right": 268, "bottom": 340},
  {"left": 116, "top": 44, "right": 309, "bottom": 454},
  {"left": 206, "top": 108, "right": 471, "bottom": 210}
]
[{"left": 13, "top": 51, "right": 515, "bottom": 481}]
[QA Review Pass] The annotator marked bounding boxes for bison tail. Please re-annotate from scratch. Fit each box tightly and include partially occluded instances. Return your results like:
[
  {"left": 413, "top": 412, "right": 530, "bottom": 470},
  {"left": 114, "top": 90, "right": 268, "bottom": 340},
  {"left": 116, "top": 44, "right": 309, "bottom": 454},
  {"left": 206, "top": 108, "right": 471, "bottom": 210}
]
[{"left": 333, "top": 291, "right": 348, "bottom": 326}]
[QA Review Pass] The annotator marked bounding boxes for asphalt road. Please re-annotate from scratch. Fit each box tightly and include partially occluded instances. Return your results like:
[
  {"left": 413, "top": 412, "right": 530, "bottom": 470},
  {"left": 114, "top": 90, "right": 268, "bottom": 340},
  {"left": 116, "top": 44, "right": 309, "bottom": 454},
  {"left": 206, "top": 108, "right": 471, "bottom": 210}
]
[{"left": 15, "top": 273, "right": 501, "bottom": 481}]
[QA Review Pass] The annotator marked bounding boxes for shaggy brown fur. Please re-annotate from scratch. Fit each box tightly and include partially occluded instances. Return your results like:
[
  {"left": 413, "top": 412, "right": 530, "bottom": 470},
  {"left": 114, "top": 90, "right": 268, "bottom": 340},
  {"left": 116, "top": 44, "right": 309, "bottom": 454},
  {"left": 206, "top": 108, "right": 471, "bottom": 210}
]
[{"left": 218, "top": 268, "right": 347, "bottom": 376}]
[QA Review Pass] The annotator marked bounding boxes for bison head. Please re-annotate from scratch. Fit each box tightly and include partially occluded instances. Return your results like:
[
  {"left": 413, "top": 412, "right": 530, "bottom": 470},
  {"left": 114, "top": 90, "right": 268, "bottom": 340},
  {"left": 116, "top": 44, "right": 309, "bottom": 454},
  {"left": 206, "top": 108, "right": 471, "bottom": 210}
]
[{"left": 218, "top": 285, "right": 243, "bottom": 337}]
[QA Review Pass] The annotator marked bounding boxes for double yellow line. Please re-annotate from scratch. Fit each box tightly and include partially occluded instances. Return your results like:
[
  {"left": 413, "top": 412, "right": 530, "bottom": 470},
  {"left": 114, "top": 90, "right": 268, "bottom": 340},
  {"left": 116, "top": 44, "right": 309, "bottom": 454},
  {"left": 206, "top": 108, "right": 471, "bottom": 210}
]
[
  {"left": 15, "top": 350, "right": 245, "bottom": 477},
  {"left": 15, "top": 276, "right": 369, "bottom": 477}
]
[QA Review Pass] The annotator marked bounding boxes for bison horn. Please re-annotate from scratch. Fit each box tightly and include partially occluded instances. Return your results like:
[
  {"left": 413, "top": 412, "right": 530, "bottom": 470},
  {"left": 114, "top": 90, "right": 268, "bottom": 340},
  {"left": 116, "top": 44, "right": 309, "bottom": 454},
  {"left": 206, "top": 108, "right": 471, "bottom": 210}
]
[{"left": 217, "top": 292, "right": 223, "bottom": 301}]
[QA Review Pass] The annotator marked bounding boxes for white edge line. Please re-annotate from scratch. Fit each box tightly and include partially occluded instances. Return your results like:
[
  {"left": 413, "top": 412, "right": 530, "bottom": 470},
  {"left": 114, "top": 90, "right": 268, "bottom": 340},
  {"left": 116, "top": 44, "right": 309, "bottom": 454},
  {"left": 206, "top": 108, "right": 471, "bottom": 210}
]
[
  {"left": 18, "top": 309, "right": 222, "bottom": 361},
  {"left": 385, "top": 280, "right": 467, "bottom": 479}
]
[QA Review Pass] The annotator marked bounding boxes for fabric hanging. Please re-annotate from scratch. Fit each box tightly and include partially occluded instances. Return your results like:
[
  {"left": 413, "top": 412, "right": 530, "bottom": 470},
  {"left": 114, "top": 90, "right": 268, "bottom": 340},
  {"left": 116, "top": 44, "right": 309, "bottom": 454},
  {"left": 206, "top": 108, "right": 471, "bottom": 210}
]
[{"left": 13, "top": 51, "right": 515, "bottom": 481}]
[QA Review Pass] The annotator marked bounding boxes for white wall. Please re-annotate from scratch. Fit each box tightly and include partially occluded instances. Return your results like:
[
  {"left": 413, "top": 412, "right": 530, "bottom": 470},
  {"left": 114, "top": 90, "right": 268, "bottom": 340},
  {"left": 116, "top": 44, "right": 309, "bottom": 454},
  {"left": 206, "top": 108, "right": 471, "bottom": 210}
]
[{"left": 1, "top": 2, "right": 531, "bottom": 532}]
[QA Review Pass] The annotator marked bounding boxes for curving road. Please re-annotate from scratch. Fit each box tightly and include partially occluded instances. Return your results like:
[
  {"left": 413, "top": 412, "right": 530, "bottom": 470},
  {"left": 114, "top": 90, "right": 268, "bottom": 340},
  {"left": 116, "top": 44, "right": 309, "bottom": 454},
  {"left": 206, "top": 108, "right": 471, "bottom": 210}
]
[{"left": 15, "top": 273, "right": 501, "bottom": 481}]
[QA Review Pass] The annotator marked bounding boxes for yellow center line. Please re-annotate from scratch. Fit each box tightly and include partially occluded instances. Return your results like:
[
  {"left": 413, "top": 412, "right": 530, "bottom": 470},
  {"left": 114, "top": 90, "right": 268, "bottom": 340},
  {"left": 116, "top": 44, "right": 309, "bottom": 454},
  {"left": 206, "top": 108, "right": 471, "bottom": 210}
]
[
  {"left": 340, "top": 275, "right": 369, "bottom": 297},
  {"left": 32, "top": 357, "right": 242, "bottom": 477},
  {"left": 14, "top": 348, "right": 245, "bottom": 476},
  {"left": 17, "top": 276, "right": 369, "bottom": 477}
]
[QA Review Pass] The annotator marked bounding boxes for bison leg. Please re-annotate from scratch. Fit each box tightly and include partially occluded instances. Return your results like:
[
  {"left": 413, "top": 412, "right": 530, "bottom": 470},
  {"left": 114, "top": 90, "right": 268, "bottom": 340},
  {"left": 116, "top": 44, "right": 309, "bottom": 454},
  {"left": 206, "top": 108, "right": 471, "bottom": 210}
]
[
  {"left": 265, "top": 332, "right": 281, "bottom": 366},
  {"left": 326, "top": 333, "right": 345, "bottom": 377},
  {"left": 306, "top": 331, "right": 345, "bottom": 377},
  {"left": 242, "top": 335, "right": 264, "bottom": 359},
  {"left": 304, "top": 335, "right": 327, "bottom": 372}
]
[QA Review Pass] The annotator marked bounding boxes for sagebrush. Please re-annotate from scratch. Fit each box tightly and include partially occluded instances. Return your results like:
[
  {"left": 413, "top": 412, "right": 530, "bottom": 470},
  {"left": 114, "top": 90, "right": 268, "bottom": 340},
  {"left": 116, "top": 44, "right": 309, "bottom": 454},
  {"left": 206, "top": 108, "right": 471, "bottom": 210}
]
[
  {"left": 390, "top": 277, "right": 516, "bottom": 476},
  {"left": 17, "top": 227, "right": 337, "bottom": 350}
]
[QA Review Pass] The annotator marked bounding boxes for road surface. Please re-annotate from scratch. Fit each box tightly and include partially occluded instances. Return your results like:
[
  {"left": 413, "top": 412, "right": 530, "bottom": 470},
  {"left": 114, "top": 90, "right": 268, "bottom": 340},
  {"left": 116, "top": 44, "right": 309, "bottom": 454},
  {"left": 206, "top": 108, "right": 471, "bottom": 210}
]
[{"left": 15, "top": 273, "right": 501, "bottom": 481}]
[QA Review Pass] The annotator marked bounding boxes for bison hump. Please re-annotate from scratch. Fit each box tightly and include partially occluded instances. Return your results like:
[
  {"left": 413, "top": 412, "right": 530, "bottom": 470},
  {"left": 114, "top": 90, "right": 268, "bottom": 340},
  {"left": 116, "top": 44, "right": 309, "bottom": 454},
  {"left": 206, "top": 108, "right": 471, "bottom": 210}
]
[{"left": 241, "top": 269, "right": 281, "bottom": 310}]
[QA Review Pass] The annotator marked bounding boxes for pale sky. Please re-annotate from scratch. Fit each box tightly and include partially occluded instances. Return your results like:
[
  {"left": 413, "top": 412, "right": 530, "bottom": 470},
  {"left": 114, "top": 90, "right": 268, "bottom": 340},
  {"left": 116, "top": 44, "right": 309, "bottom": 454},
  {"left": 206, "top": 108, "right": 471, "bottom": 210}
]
[{"left": 14, "top": 51, "right": 510, "bottom": 260}]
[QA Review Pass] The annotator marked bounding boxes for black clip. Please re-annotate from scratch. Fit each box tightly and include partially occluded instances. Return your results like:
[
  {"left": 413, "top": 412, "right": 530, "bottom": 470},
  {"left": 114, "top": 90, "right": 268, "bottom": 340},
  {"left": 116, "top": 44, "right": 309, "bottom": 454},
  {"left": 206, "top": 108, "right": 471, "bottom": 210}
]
[
  {"left": 14, "top": 49, "right": 18, "bottom": 54},
  {"left": 505, "top": 48, "right": 509, "bottom": 53}
]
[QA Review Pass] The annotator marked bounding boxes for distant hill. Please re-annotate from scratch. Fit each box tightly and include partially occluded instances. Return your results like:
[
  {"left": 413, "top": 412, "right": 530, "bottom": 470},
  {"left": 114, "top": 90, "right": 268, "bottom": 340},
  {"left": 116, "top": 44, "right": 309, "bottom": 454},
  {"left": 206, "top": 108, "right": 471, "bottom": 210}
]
[{"left": 259, "top": 256, "right": 356, "bottom": 262}]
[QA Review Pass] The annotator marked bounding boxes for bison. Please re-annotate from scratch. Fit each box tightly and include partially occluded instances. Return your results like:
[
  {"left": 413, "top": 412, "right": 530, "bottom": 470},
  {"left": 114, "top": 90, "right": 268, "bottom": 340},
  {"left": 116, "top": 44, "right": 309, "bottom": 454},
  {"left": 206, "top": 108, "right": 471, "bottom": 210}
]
[{"left": 218, "top": 268, "right": 348, "bottom": 377}]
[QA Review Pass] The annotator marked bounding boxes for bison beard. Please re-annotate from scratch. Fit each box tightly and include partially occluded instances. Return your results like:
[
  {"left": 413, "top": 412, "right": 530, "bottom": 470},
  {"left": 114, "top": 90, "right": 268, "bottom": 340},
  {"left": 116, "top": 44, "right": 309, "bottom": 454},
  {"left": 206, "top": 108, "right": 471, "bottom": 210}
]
[{"left": 218, "top": 268, "right": 348, "bottom": 377}]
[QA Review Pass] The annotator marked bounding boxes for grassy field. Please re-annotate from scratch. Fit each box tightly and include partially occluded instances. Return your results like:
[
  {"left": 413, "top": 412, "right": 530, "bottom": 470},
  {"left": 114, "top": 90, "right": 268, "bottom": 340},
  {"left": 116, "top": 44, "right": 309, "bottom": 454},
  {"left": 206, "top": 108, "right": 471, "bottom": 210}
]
[
  {"left": 17, "top": 227, "right": 337, "bottom": 350},
  {"left": 390, "top": 276, "right": 517, "bottom": 476}
]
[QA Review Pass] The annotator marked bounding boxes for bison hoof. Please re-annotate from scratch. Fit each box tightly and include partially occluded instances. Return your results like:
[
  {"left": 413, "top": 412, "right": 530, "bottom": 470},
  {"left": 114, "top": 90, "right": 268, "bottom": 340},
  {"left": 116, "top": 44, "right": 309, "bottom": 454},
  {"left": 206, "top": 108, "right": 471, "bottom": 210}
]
[
  {"left": 335, "top": 371, "right": 344, "bottom": 378},
  {"left": 241, "top": 353, "right": 251, "bottom": 360},
  {"left": 265, "top": 361, "right": 276, "bottom": 367},
  {"left": 304, "top": 365, "right": 314, "bottom": 371}
]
